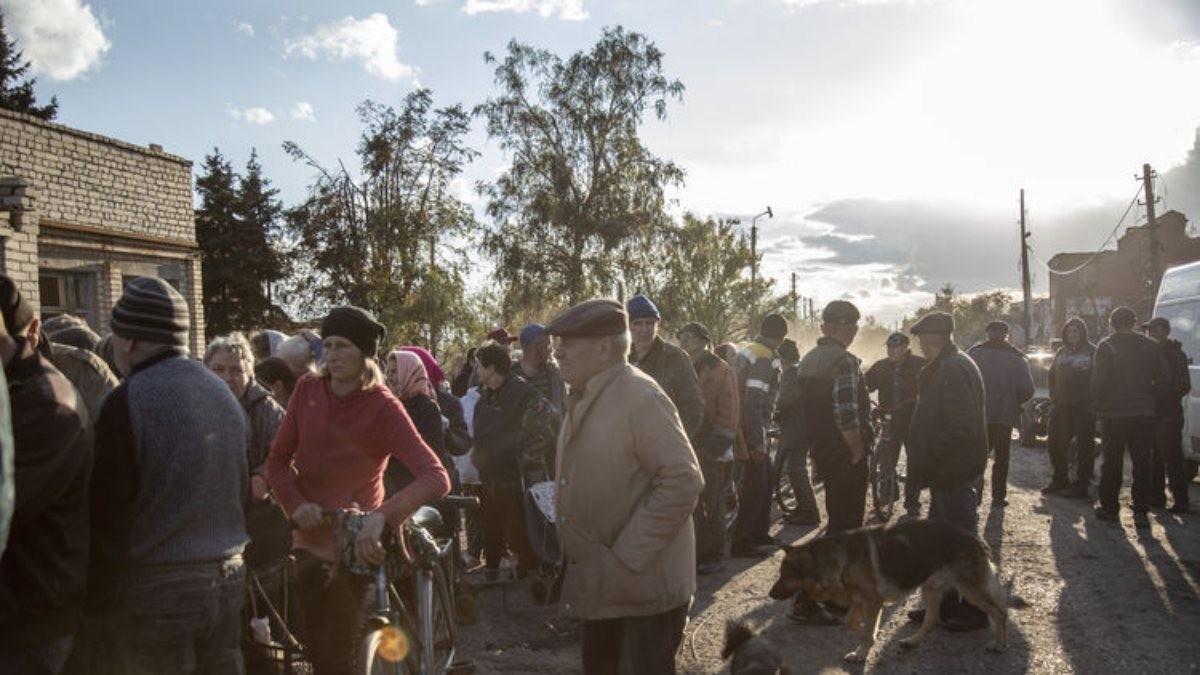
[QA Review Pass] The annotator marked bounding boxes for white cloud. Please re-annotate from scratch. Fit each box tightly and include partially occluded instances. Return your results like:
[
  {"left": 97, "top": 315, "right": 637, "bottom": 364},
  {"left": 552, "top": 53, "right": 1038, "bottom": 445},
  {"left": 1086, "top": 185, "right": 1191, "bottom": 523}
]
[
  {"left": 235, "top": 22, "right": 254, "bottom": 37},
  {"left": 462, "top": 0, "right": 587, "bottom": 21},
  {"left": 0, "top": 0, "right": 110, "bottom": 81},
  {"left": 706, "top": 18, "right": 724, "bottom": 27},
  {"left": 778, "top": 0, "right": 934, "bottom": 8},
  {"left": 290, "top": 102, "right": 316, "bottom": 122},
  {"left": 284, "top": 13, "right": 417, "bottom": 82},
  {"left": 229, "top": 106, "right": 276, "bottom": 125}
]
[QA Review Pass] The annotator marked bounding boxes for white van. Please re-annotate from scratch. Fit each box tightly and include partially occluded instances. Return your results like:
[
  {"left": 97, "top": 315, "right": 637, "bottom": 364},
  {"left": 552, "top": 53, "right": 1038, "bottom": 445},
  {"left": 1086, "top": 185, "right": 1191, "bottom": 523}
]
[{"left": 1153, "top": 260, "right": 1200, "bottom": 480}]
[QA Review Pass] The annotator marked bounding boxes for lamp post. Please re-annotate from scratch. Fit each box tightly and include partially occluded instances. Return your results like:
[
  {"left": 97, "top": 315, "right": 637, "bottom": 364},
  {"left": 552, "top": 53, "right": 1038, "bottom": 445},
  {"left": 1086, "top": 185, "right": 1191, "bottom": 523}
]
[{"left": 750, "top": 206, "right": 773, "bottom": 321}]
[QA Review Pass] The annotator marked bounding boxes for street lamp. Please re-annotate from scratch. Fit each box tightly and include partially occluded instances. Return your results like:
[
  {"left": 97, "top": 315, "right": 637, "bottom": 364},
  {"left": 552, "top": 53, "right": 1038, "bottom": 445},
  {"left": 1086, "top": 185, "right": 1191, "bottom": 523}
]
[{"left": 750, "top": 206, "right": 773, "bottom": 320}]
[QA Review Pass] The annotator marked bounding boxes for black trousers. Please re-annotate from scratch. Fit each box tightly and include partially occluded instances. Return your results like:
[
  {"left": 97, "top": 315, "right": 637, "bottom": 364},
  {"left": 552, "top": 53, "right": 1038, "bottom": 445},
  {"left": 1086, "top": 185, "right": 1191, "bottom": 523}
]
[
  {"left": 481, "top": 482, "right": 538, "bottom": 571},
  {"left": 822, "top": 455, "right": 868, "bottom": 532},
  {"left": 1151, "top": 415, "right": 1189, "bottom": 508},
  {"left": 694, "top": 459, "right": 728, "bottom": 563},
  {"left": 986, "top": 424, "right": 1014, "bottom": 501},
  {"left": 1099, "top": 416, "right": 1154, "bottom": 513},
  {"left": 1048, "top": 403, "right": 1096, "bottom": 486},
  {"left": 294, "top": 551, "right": 369, "bottom": 675},
  {"left": 581, "top": 604, "right": 689, "bottom": 675},
  {"left": 731, "top": 457, "right": 771, "bottom": 551}
]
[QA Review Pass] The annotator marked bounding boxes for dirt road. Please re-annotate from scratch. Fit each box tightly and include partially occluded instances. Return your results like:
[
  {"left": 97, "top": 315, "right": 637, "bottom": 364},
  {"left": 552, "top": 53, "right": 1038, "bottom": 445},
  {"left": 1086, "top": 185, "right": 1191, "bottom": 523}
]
[{"left": 457, "top": 443, "right": 1200, "bottom": 674}]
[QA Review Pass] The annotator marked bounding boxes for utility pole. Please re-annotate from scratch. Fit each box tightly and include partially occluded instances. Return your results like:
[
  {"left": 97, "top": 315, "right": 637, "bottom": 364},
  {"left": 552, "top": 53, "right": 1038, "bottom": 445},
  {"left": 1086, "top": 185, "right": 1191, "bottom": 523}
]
[
  {"left": 749, "top": 206, "right": 773, "bottom": 322},
  {"left": 791, "top": 272, "right": 798, "bottom": 319},
  {"left": 1141, "top": 163, "right": 1161, "bottom": 301},
  {"left": 1019, "top": 189, "right": 1033, "bottom": 349}
]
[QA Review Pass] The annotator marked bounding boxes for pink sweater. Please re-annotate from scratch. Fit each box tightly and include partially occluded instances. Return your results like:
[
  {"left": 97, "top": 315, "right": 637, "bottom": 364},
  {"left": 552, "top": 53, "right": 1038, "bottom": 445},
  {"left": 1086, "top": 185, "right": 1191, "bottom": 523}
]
[{"left": 267, "top": 374, "right": 451, "bottom": 560}]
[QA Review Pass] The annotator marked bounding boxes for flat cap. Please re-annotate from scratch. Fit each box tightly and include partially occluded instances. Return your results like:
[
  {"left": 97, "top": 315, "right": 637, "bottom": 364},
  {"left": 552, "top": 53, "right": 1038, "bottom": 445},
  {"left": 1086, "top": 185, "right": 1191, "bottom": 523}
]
[
  {"left": 677, "top": 322, "right": 712, "bottom": 343},
  {"left": 985, "top": 320, "right": 1010, "bottom": 334},
  {"left": 821, "top": 300, "right": 861, "bottom": 325},
  {"left": 910, "top": 311, "right": 954, "bottom": 335},
  {"left": 1141, "top": 316, "right": 1170, "bottom": 333},
  {"left": 546, "top": 299, "right": 628, "bottom": 338}
]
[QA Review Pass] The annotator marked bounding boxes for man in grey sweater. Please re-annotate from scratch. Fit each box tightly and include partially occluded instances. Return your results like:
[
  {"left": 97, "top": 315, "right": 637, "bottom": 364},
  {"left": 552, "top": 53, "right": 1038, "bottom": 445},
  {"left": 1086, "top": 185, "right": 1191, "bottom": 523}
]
[
  {"left": 1091, "top": 307, "right": 1169, "bottom": 523},
  {"left": 90, "top": 277, "right": 249, "bottom": 674}
]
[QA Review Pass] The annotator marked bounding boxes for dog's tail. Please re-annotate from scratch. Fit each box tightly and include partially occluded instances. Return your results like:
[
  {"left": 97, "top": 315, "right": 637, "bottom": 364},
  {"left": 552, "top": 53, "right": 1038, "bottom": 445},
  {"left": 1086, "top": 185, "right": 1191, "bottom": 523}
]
[{"left": 722, "top": 621, "right": 756, "bottom": 660}]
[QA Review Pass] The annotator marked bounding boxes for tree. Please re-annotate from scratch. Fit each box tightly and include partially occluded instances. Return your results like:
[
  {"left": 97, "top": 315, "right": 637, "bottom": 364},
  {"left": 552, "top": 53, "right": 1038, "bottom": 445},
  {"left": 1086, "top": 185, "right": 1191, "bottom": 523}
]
[
  {"left": 195, "top": 148, "right": 287, "bottom": 336},
  {"left": 0, "top": 12, "right": 56, "bottom": 120},
  {"left": 477, "top": 26, "right": 685, "bottom": 312},
  {"left": 904, "top": 286, "right": 1016, "bottom": 347},
  {"left": 282, "top": 90, "right": 478, "bottom": 353}
]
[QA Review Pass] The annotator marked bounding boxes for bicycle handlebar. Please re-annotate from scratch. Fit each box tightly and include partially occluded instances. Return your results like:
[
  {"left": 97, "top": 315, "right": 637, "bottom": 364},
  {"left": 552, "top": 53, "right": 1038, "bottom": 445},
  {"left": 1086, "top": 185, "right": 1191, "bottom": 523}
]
[{"left": 432, "top": 495, "right": 480, "bottom": 509}]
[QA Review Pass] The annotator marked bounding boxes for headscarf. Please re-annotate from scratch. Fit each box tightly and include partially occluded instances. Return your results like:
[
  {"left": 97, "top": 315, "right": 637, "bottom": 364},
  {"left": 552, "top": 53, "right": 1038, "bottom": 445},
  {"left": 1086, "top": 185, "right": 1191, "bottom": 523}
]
[
  {"left": 399, "top": 346, "right": 446, "bottom": 392},
  {"left": 389, "top": 350, "right": 434, "bottom": 400}
]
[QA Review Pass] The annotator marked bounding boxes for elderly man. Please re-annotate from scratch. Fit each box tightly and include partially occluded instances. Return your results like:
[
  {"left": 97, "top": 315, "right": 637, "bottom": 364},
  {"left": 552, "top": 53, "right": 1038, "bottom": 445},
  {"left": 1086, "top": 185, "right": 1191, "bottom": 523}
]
[
  {"left": 968, "top": 321, "right": 1034, "bottom": 507},
  {"left": 550, "top": 299, "right": 704, "bottom": 675},
  {"left": 513, "top": 323, "right": 568, "bottom": 417},
  {"left": 906, "top": 311, "right": 990, "bottom": 631},
  {"left": 627, "top": 294, "right": 705, "bottom": 440},
  {"left": 1092, "top": 307, "right": 1169, "bottom": 523}
]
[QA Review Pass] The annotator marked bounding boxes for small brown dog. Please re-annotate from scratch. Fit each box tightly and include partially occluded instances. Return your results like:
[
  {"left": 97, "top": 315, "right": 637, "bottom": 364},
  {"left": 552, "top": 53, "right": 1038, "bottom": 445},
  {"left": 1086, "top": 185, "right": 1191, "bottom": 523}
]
[{"left": 768, "top": 519, "right": 1007, "bottom": 662}]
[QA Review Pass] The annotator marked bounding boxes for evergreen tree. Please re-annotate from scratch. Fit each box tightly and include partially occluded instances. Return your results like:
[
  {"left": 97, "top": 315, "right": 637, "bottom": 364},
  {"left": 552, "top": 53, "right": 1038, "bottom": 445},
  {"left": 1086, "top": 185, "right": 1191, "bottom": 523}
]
[
  {"left": 235, "top": 149, "right": 288, "bottom": 323},
  {"left": 196, "top": 149, "right": 241, "bottom": 336},
  {"left": 0, "top": 12, "right": 57, "bottom": 120}
]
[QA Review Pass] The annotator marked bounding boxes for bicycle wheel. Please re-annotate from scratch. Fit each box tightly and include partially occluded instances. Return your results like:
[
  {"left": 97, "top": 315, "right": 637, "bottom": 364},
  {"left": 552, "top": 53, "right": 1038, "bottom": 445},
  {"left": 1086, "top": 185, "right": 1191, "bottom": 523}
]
[
  {"left": 870, "top": 440, "right": 899, "bottom": 523},
  {"left": 724, "top": 462, "right": 743, "bottom": 533},
  {"left": 414, "top": 564, "right": 457, "bottom": 674},
  {"left": 359, "top": 624, "right": 414, "bottom": 675},
  {"left": 772, "top": 448, "right": 797, "bottom": 518}
]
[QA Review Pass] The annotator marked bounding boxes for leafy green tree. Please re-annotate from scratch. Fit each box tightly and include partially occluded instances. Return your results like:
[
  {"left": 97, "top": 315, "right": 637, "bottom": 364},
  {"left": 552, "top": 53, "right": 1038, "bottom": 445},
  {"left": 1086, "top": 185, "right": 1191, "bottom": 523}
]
[
  {"left": 477, "top": 26, "right": 685, "bottom": 311},
  {"left": 0, "top": 12, "right": 56, "bottom": 120},
  {"left": 195, "top": 148, "right": 288, "bottom": 336},
  {"left": 282, "top": 89, "right": 478, "bottom": 354},
  {"left": 904, "top": 285, "right": 1016, "bottom": 347}
]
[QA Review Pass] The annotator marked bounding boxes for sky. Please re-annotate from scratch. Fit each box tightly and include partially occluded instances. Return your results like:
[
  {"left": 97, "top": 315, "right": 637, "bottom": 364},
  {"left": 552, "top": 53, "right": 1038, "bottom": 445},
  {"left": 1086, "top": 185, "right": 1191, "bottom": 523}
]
[{"left": 6, "top": 0, "right": 1200, "bottom": 323}]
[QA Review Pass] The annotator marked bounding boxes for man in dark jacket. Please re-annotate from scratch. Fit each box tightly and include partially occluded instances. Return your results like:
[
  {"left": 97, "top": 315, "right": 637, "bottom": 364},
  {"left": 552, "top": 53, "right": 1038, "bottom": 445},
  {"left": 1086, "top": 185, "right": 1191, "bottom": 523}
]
[
  {"left": 732, "top": 313, "right": 789, "bottom": 558},
  {"left": 627, "top": 295, "right": 705, "bottom": 440},
  {"left": 0, "top": 275, "right": 91, "bottom": 673},
  {"left": 90, "top": 277, "right": 249, "bottom": 673},
  {"left": 775, "top": 338, "right": 819, "bottom": 527},
  {"left": 1091, "top": 307, "right": 1169, "bottom": 522},
  {"left": 473, "top": 342, "right": 560, "bottom": 578},
  {"left": 1144, "top": 317, "right": 1191, "bottom": 513},
  {"left": 907, "top": 311, "right": 990, "bottom": 631},
  {"left": 1044, "top": 317, "right": 1097, "bottom": 497},
  {"left": 864, "top": 332, "right": 928, "bottom": 518},
  {"left": 967, "top": 321, "right": 1035, "bottom": 507}
]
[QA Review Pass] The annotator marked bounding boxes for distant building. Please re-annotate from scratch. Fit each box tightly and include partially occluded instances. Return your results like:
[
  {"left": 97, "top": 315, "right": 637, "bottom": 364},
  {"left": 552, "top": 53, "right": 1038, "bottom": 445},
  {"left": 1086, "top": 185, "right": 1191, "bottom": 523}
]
[
  {"left": 0, "top": 108, "right": 205, "bottom": 354},
  {"left": 1048, "top": 210, "right": 1200, "bottom": 336}
]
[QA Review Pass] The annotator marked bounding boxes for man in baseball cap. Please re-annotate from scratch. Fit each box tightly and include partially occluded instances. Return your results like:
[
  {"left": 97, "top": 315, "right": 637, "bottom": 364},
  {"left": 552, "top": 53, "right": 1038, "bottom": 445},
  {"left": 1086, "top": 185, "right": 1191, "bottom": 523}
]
[{"left": 513, "top": 323, "right": 567, "bottom": 417}]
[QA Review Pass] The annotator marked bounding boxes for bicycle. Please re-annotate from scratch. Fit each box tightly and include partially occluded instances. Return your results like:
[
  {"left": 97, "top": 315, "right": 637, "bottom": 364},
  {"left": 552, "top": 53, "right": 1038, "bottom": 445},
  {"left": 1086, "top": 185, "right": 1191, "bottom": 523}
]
[
  {"left": 767, "top": 427, "right": 799, "bottom": 519},
  {"left": 325, "top": 495, "right": 479, "bottom": 675},
  {"left": 868, "top": 408, "right": 900, "bottom": 523}
]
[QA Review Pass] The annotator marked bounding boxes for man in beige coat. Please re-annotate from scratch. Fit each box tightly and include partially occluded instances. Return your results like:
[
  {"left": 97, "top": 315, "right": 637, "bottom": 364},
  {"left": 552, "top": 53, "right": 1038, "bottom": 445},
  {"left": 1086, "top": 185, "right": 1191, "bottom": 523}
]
[{"left": 549, "top": 299, "right": 705, "bottom": 675}]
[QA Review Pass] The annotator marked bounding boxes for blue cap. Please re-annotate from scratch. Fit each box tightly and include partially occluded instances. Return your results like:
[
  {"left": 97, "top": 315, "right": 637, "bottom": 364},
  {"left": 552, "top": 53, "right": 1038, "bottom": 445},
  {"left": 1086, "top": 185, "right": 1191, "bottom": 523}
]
[
  {"left": 519, "top": 324, "right": 546, "bottom": 346},
  {"left": 626, "top": 294, "right": 661, "bottom": 321}
]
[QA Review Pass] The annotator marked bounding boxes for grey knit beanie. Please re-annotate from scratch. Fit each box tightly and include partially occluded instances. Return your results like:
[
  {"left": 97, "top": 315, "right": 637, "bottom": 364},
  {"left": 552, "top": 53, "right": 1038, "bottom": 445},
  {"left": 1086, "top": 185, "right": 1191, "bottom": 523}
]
[{"left": 110, "top": 276, "right": 190, "bottom": 346}]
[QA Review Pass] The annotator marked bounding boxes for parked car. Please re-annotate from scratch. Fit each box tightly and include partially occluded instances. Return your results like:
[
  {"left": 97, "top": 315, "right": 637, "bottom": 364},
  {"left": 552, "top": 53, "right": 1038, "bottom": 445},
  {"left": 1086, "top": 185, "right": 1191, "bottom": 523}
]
[{"left": 1153, "top": 261, "right": 1200, "bottom": 480}]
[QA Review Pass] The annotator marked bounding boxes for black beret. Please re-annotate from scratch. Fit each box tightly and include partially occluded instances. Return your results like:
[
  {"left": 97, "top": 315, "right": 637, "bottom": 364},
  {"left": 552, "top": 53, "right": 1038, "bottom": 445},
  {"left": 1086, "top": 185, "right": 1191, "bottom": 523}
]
[
  {"left": 910, "top": 311, "right": 955, "bottom": 335},
  {"left": 821, "top": 300, "right": 861, "bottom": 325},
  {"left": 546, "top": 299, "right": 628, "bottom": 338},
  {"left": 0, "top": 274, "right": 34, "bottom": 333},
  {"left": 321, "top": 306, "right": 386, "bottom": 357},
  {"left": 677, "top": 322, "right": 712, "bottom": 343}
]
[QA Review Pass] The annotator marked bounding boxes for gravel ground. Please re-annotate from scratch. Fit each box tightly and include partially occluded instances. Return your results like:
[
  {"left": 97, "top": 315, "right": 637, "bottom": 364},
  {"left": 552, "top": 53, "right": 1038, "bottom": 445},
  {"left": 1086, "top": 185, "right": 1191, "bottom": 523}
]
[{"left": 457, "top": 442, "right": 1200, "bottom": 674}]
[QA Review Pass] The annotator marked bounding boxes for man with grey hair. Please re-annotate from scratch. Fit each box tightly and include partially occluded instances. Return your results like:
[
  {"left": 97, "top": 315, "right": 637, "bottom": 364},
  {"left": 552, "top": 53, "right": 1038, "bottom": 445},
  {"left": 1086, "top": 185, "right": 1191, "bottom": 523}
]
[{"left": 549, "top": 299, "right": 704, "bottom": 674}]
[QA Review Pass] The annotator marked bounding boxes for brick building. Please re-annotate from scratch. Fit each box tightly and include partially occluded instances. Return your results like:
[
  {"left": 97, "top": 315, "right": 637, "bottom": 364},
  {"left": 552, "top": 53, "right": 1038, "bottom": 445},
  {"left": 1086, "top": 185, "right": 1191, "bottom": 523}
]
[
  {"left": 1048, "top": 210, "right": 1200, "bottom": 336},
  {"left": 0, "top": 108, "right": 205, "bottom": 355}
]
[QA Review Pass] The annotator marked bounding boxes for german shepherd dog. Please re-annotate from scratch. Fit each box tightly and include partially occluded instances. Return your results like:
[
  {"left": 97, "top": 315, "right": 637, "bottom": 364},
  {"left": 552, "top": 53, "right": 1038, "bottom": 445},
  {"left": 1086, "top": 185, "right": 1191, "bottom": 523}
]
[{"left": 768, "top": 519, "right": 1008, "bottom": 663}]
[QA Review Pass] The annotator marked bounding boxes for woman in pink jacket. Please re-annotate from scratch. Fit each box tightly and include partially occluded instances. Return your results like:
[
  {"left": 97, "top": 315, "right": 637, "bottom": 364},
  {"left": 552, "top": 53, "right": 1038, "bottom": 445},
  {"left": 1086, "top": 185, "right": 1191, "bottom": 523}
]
[{"left": 267, "top": 306, "right": 450, "bottom": 674}]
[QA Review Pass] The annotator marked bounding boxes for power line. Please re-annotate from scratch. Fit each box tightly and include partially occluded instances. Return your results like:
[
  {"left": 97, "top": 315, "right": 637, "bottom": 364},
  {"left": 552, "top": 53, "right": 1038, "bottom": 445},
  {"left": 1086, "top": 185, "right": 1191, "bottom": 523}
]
[{"left": 1029, "top": 187, "right": 1142, "bottom": 276}]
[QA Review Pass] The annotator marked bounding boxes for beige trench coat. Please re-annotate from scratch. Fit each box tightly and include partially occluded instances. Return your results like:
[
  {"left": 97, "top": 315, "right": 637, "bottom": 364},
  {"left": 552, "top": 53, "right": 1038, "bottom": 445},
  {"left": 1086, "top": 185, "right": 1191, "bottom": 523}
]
[{"left": 555, "top": 363, "right": 705, "bottom": 620}]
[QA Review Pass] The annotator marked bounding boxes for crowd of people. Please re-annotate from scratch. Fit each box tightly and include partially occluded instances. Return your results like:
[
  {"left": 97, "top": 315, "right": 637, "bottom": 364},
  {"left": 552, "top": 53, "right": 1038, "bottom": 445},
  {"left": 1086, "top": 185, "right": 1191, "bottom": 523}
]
[{"left": 0, "top": 268, "right": 1192, "bottom": 675}]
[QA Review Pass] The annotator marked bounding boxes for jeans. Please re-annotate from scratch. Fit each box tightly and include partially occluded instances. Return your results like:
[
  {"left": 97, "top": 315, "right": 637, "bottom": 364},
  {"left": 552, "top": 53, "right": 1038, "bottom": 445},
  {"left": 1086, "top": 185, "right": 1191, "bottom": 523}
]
[
  {"left": 694, "top": 459, "right": 728, "bottom": 563},
  {"left": 822, "top": 455, "right": 868, "bottom": 532},
  {"left": 731, "top": 457, "right": 772, "bottom": 550},
  {"left": 1048, "top": 403, "right": 1096, "bottom": 486},
  {"left": 581, "top": 604, "right": 689, "bottom": 675},
  {"left": 1098, "top": 416, "right": 1154, "bottom": 512},
  {"left": 0, "top": 633, "right": 73, "bottom": 674},
  {"left": 108, "top": 557, "right": 246, "bottom": 675},
  {"left": 1151, "top": 415, "right": 1189, "bottom": 508},
  {"left": 929, "top": 482, "right": 978, "bottom": 533},
  {"left": 985, "top": 424, "right": 1014, "bottom": 501}
]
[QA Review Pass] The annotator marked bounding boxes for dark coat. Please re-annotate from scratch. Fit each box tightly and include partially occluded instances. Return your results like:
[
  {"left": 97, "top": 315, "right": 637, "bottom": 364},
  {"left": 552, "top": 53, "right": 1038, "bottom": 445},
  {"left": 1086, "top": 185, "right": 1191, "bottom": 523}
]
[
  {"left": 1048, "top": 318, "right": 1096, "bottom": 408},
  {"left": 241, "top": 380, "right": 284, "bottom": 476},
  {"left": 907, "top": 344, "right": 989, "bottom": 489},
  {"left": 0, "top": 353, "right": 92, "bottom": 651},
  {"left": 1155, "top": 339, "right": 1191, "bottom": 419},
  {"left": 437, "top": 389, "right": 472, "bottom": 457},
  {"left": 774, "top": 364, "right": 806, "bottom": 452},
  {"left": 630, "top": 336, "right": 705, "bottom": 441},
  {"left": 1091, "top": 331, "right": 1169, "bottom": 419},
  {"left": 864, "top": 352, "right": 927, "bottom": 439},
  {"left": 967, "top": 339, "right": 1035, "bottom": 428}
]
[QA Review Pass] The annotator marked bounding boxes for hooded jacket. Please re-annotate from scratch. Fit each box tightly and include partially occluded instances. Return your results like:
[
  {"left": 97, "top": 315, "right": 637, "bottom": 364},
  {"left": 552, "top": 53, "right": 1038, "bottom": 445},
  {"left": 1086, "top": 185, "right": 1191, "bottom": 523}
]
[
  {"left": 968, "top": 338, "right": 1035, "bottom": 428},
  {"left": 1048, "top": 318, "right": 1096, "bottom": 407},
  {"left": 907, "top": 344, "right": 989, "bottom": 489}
]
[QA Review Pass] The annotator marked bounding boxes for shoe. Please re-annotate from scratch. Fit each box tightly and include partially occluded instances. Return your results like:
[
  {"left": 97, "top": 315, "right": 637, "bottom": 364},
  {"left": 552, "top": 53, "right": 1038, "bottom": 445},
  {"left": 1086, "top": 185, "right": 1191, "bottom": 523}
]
[
  {"left": 1041, "top": 481, "right": 1069, "bottom": 495},
  {"left": 697, "top": 561, "right": 725, "bottom": 576},
  {"left": 1167, "top": 504, "right": 1190, "bottom": 514},
  {"left": 785, "top": 512, "right": 821, "bottom": 527},
  {"left": 1094, "top": 506, "right": 1119, "bottom": 522},
  {"left": 730, "top": 547, "right": 770, "bottom": 559},
  {"left": 992, "top": 498, "right": 1008, "bottom": 508}
]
